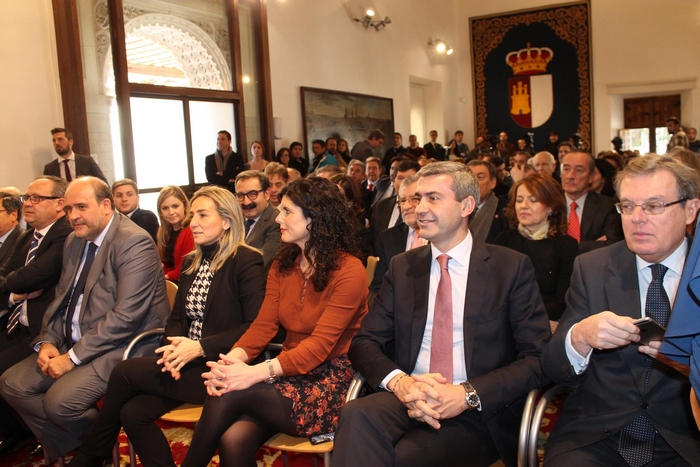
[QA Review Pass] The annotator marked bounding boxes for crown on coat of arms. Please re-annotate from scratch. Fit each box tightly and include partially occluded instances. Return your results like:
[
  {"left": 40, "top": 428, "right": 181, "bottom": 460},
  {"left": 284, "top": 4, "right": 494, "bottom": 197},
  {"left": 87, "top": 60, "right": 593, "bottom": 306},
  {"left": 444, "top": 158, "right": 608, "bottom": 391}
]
[{"left": 506, "top": 43, "right": 553, "bottom": 75}]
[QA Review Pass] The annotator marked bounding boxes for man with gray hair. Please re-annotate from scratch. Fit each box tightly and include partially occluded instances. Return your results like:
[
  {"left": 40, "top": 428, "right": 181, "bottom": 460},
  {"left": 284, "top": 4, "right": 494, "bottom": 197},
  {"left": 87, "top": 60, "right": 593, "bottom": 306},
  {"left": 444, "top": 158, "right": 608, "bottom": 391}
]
[
  {"left": 333, "top": 162, "right": 551, "bottom": 467},
  {"left": 532, "top": 151, "right": 557, "bottom": 179},
  {"left": 543, "top": 154, "right": 700, "bottom": 466}
]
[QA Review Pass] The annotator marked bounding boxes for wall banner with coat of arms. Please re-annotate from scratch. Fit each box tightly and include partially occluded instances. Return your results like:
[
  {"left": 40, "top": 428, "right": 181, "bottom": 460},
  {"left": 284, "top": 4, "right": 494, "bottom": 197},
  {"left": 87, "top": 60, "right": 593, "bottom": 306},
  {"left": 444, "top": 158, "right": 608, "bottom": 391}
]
[{"left": 470, "top": 1, "right": 593, "bottom": 151}]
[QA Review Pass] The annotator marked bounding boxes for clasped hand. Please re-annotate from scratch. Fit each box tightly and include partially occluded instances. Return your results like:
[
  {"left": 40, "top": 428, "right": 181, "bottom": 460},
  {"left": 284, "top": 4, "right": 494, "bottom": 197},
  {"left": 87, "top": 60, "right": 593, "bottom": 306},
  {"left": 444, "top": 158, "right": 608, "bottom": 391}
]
[
  {"left": 155, "top": 336, "right": 203, "bottom": 380},
  {"left": 394, "top": 373, "right": 469, "bottom": 429},
  {"left": 37, "top": 343, "right": 74, "bottom": 379},
  {"left": 201, "top": 353, "right": 260, "bottom": 397}
]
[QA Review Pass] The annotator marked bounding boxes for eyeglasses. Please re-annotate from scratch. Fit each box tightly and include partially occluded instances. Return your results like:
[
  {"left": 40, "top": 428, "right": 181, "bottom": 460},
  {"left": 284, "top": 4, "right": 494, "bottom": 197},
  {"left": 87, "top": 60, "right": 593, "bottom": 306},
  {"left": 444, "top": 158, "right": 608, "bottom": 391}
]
[
  {"left": 615, "top": 198, "right": 688, "bottom": 215},
  {"left": 234, "top": 189, "right": 264, "bottom": 202},
  {"left": 20, "top": 194, "right": 60, "bottom": 204},
  {"left": 398, "top": 196, "right": 420, "bottom": 207}
]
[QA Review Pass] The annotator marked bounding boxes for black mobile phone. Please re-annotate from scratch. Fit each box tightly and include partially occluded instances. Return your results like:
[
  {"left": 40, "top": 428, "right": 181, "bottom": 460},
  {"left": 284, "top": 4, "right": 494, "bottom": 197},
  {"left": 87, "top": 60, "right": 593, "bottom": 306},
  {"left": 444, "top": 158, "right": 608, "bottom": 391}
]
[
  {"left": 308, "top": 433, "right": 334, "bottom": 445},
  {"left": 633, "top": 317, "right": 666, "bottom": 345}
]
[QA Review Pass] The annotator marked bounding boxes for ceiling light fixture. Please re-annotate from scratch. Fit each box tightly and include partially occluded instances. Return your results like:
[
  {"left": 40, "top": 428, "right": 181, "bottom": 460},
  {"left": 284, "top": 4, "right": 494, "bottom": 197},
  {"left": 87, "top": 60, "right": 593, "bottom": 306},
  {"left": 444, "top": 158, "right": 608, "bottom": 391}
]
[
  {"left": 354, "top": 9, "right": 391, "bottom": 31},
  {"left": 428, "top": 38, "right": 454, "bottom": 56}
]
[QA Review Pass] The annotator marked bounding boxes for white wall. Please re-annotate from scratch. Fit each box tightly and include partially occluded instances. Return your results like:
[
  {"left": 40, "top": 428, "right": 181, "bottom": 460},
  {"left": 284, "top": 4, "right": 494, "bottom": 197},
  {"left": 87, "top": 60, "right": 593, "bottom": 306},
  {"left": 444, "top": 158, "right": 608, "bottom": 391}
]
[
  {"left": 456, "top": 0, "right": 700, "bottom": 153},
  {"left": 266, "top": 0, "right": 461, "bottom": 152},
  {"left": 0, "top": 0, "right": 63, "bottom": 190}
]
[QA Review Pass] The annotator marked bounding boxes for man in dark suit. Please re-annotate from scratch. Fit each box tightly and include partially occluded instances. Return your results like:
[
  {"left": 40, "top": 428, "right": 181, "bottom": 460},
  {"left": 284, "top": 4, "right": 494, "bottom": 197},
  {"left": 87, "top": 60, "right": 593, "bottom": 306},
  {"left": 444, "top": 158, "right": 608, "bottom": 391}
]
[
  {"left": 423, "top": 130, "right": 444, "bottom": 160},
  {"left": 361, "top": 157, "right": 391, "bottom": 209},
  {"left": 333, "top": 162, "right": 551, "bottom": 467},
  {"left": 43, "top": 128, "right": 106, "bottom": 183},
  {"left": 351, "top": 129, "right": 385, "bottom": 163},
  {"left": 0, "top": 192, "right": 23, "bottom": 269},
  {"left": 561, "top": 151, "right": 624, "bottom": 253},
  {"left": 370, "top": 160, "right": 421, "bottom": 255},
  {"left": 467, "top": 160, "right": 509, "bottom": 244},
  {"left": 111, "top": 179, "right": 159, "bottom": 242},
  {"left": 542, "top": 154, "right": 700, "bottom": 466},
  {"left": 454, "top": 130, "right": 470, "bottom": 159},
  {"left": 204, "top": 130, "right": 245, "bottom": 191},
  {"left": 235, "top": 171, "right": 281, "bottom": 268},
  {"left": 0, "top": 176, "right": 71, "bottom": 454},
  {"left": 0, "top": 177, "right": 170, "bottom": 462},
  {"left": 497, "top": 132, "right": 516, "bottom": 159},
  {"left": 382, "top": 132, "right": 408, "bottom": 174}
]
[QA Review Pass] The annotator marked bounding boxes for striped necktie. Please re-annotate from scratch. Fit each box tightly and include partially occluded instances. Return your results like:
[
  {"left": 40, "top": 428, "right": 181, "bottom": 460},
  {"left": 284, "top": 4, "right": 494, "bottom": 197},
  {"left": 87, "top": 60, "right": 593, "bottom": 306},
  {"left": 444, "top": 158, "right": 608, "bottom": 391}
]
[{"left": 7, "top": 231, "right": 43, "bottom": 334}]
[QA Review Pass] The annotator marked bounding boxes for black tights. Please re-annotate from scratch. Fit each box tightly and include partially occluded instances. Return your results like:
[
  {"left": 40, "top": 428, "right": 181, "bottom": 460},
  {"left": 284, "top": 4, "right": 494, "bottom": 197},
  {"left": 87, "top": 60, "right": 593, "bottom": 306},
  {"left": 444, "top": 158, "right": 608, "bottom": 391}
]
[{"left": 181, "top": 383, "right": 297, "bottom": 467}]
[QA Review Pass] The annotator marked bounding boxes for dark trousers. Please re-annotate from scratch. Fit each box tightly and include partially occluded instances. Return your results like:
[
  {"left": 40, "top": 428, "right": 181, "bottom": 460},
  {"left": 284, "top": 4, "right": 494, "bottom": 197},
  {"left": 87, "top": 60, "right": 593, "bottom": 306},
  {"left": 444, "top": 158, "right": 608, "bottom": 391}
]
[
  {"left": 78, "top": 356, "right": 208, "bottom": 467},
  {"left": 544, "top": 431, "right": 692, "bottom": 467},
  {"left": 0, "top": 325, "right": 33, "bottom": 433},
  {"left": 331, "top": 391, "right": 501, "bottom": 467}
]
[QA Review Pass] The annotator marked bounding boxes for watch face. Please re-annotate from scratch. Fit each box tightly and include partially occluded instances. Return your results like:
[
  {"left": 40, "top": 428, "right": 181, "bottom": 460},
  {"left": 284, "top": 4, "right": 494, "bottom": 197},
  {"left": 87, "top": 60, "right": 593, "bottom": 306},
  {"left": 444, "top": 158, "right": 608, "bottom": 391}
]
[{"left": 467, "top": 393, "right": 480, "bottom": 407}]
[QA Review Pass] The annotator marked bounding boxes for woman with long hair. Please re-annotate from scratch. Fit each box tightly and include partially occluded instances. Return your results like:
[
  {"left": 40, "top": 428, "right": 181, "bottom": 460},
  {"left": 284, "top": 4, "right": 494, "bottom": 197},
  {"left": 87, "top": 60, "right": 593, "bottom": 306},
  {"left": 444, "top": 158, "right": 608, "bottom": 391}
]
[
  {"left": 69, "top": 186, "right": 266, "bottom": 467},
  {"left": 337, "top": 138, "right": 351, "bottom": 164},
  {"left": 590, "top": 158, "right": 618, "bottom": 200},
  {"left": 495, "top": 174, "right": 578, "bottom": 321},
  {"left": 275, "top": 147, "right": 291, "bottom": 167},
  {"left": 157, "top": 185, "right": 194, "bottom": 283},
  {"left": 245, "top": 141, "right": 268, "bottom": 171},
  {"left": 180, "top": 177, "right": 368, "bottom": 467},
  {"left": 330, "top": 173, "right": 371, "bottom": 264}
]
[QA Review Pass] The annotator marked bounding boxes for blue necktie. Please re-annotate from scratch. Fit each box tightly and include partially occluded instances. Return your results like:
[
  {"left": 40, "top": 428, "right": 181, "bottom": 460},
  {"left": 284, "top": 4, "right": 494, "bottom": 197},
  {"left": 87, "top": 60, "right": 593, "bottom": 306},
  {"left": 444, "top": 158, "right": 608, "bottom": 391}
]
[
  {"left": 6, "top": 231, "right": 43, "bottom": 334},
  {"left": 618, "top": 263, "right": 670, "bottom": 467},
  {"left": 64, "top": 242, "right": 97, "bottom": 347}
]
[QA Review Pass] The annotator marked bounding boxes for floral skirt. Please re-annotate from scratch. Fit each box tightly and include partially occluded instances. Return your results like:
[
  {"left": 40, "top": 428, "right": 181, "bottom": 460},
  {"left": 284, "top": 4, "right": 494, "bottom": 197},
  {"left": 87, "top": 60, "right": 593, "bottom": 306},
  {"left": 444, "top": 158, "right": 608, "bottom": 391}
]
[{"left": 273, "top": 354, "right": 354, "bottom": 437}]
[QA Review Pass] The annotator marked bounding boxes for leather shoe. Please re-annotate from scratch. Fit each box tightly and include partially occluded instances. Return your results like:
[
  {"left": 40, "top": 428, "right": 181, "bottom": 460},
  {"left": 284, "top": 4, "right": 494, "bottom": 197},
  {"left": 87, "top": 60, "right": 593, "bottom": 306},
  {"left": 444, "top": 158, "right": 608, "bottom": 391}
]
[
  {"left": 0, "top": 431, "right": 31, "bottom": 456},
  {"left": 30, "top": 442, "right": 43, "bottom": 457},
  {"left": 66, "top": 450, "right": 110, "bottom": 467}
]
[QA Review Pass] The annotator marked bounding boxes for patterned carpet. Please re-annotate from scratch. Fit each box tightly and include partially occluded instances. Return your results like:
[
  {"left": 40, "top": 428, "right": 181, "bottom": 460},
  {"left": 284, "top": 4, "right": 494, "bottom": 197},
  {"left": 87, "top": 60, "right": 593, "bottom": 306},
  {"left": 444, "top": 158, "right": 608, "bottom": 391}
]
[{"left": 0, "top": 395, "right": 566, "bottom": 467}]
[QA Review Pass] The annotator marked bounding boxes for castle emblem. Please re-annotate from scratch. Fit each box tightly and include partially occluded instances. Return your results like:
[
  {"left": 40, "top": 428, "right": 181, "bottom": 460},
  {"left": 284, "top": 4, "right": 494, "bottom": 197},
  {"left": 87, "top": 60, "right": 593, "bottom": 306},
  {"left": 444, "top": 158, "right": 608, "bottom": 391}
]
[{"left": 506, "top": 44, "right": 554, "bottom": 128}]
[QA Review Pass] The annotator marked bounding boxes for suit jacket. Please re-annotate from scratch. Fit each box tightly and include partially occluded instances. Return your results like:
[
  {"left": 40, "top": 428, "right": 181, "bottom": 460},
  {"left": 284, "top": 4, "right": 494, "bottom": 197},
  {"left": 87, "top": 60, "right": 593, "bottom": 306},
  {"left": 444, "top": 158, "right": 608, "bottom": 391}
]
[
  {"left": 205, "top": 151, "right": 246, "bottom": 190},
  {"left": 0, "top": 217, "right": 71, "bottom": 338},
  {"left": 542, "top": 241, "right": 700, "bottom": 464},
  {"left": 423, "top": 142, "right": 444, "bottom": 160},
  {"left": 361, "top": 176, "right": 391, "bottom": 207},
  {"left": 246, "top": 204, "right": 282, "bottom": 269},
  {"left": 129, "top": 207, "right": 159, "bottom": 243},
  {"left": 369, "top": 195, "right": 403, "bottom": 256},
  {"left": 578, "top": 191, "right": 624, "bottom": 253},
  {"left": 350, "top": 241, "right": 551, "bottom": 464},
  {"left": 497, "top": 142, "right": 515, "bottom": 158},
  {"left": 0, "top": 224, "right": 24, "bottom": 268},
  {"left": 32, "top": 213, "right": 170, "bottom": 380},
  {"left": 370, "top": 222, "right": 408, "bottom": 294},
  {"left": 43, "top": 154, "right": 107, "bottom": 183},
  {"left": 165, "top": 246, "right": 265, "bottom": 357},
  {"left": 351, "top": 140, "right": 376, "bottom": 162},
  {"left": 382, "top": 146, "right": 408, "bottom": 174}
]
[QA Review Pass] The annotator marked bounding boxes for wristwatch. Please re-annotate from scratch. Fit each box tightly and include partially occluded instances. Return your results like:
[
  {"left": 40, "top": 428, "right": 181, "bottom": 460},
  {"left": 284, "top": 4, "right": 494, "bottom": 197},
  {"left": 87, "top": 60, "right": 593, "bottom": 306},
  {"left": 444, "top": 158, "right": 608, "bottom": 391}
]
[
  {"left": 460, "top": 381, "right": 480, "bottom": 409},
  {"left": 265, "top": 359, "right": 277, "bottom": 384}
]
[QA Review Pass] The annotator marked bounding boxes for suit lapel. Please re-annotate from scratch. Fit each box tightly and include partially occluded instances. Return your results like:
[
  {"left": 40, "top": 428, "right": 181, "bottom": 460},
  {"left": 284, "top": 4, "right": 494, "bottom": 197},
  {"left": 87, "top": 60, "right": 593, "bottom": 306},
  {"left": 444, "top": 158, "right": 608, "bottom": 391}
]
[
  {"left": 463, "top": 241, "right": 490, "bottom": 376},
  {"left": 580, "top": 192, "right": 598, "bottom": 240},
  {"left": 410, "top": 247, "right": 432, "bottom": 366},
  {"left": 605, "top": 246, "right": 647, "bottom": 393},
  {"left": 248, "top": 205, "right": 272, "bottom": 244},
  {"left": 81, "top": 214, "right": 121, "bottom": 319}
]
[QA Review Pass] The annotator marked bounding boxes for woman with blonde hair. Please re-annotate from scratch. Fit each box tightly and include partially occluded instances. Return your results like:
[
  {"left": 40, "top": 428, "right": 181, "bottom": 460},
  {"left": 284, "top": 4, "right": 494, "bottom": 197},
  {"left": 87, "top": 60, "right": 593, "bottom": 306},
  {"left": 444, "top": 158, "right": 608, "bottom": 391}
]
[
  {"left": 69, "top": 186, "right": 266, "bottom": 467},
  {"left": 157, "top": 185, "right": 194, "bottom": 282}
]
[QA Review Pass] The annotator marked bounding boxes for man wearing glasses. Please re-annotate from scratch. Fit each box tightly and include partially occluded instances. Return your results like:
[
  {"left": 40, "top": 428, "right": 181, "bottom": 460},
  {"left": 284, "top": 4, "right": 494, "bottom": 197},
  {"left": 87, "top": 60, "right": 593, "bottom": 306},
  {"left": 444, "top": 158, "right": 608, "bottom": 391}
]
[
  {"left": 234, "top": 171, "right": 281, "bottom": 269},
  {"left": 542, "top": 154, "right": 700, "bottom": 466},
  {"left": 0, "top": 176, "right": 72, "bottom": 456}
]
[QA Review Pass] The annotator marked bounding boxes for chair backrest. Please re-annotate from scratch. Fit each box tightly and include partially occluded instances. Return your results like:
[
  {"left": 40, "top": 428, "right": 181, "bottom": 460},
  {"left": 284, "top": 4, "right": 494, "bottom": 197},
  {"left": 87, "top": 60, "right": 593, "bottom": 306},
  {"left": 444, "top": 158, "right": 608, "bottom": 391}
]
[
  {"left": 165, "top": 280, "right": 178, "bottom": 309},
  {"left": 366, "top": 256, "right": 379, "bottom": 285}
]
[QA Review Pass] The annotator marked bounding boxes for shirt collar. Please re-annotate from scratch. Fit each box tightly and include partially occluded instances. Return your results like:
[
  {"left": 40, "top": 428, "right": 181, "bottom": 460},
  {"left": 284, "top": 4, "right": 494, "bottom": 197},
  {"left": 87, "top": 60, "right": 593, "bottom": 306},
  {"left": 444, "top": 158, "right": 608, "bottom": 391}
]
[
  {"left": 636, "top": 237, "right": 688, "bottom": 277},
  {"left": 58, "top": 152, "right": 75, "bottom": 163},
  {"left": 91, "top": 213, "right": 115, "bottom": 248},
  {"left": 0, "top": 225, "right": 16, "bottom": 243},
  {"left": 36, "top": 219, "right": 58, "bottom": 238},
  {"left": 430, "top": 230, "right": 473, "bottom": 268},
  {"left": 565, "top": 191, "right": 588, "bottom": 206}
]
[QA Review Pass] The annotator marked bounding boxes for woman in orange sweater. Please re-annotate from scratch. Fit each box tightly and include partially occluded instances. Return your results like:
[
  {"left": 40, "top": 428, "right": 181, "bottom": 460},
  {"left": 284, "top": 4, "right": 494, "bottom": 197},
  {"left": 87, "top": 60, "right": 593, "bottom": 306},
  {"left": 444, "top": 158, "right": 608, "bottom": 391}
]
[{"left": 181, "top": 177, "right": 368, "bottom": 467}]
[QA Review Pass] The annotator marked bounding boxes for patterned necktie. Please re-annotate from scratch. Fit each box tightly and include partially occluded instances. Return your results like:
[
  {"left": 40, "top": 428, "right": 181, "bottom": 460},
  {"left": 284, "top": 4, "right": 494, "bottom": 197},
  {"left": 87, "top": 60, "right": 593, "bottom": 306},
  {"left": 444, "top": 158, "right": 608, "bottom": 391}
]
[
  {"left": 429, "top": 254, "right": 453, "bottom": 383},
  {"left": 618, "top": 263, "right": 670, "bottom": 467},
  {"left": 410, "top": 230, "right": 422, "bottom": 250},
  {"left": 244, "top": 219, "right": 255, "bottom": 237},
  {"left": 63, "top": 159, "right": 73, "bottom": 182},
  {"left": 568, "top": 201, "right": 581, "bottom": 242},
  {"left": 7, "top": 231, "right": 43, "bottom": 334},
  {"left": 64, "top": 242, "right": 97, "bottom": 347},
  {"left": 367, "top": 182, "right": 373, "bottom": 192}
]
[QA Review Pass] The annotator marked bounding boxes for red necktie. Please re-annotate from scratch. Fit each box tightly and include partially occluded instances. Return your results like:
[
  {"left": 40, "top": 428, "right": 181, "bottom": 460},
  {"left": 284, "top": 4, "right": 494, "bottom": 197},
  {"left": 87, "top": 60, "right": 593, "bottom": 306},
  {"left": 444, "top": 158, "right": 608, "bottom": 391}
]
[
  {"left": 568, "top": 201, "right": 581, "bottom": 242},
  {"left": 410, "top": 230, "right": 422, "bottom": 250},
  {"left": 63, "top": 159, "right": 73, "bottom": 182},
  {"left": 430, "top": 254, "right": 453, "bottom": 383},
  {"left": 367, "top": 182, "right": 373, "bottom": 191}
]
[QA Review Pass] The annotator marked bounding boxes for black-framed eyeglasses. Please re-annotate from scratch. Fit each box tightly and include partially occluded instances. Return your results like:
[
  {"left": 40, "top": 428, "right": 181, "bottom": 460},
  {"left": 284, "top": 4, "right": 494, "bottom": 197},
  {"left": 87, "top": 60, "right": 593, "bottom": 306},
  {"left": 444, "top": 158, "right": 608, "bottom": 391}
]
[
  {"left": 234, "top": 189, "right": 264, "bottom": 202},
  {"left": 615, "top": 198, "right": 688, "bottom": 215},
  {"left": 20, "top": 194, "right": 60, "bottom": 204},
  {"left": 398, "top": 196, "right": 420, "bottom": 207}
]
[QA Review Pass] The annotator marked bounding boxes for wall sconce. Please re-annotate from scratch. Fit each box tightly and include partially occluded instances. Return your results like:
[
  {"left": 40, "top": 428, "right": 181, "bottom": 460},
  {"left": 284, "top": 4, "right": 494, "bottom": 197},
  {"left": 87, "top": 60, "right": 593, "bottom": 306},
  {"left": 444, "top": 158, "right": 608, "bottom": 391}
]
[
  {"left": 428, "top": 38, "right": 453, "bottom": 55},
  {"left": 354, "top": 9, "right": 391, "bottom": 31}
]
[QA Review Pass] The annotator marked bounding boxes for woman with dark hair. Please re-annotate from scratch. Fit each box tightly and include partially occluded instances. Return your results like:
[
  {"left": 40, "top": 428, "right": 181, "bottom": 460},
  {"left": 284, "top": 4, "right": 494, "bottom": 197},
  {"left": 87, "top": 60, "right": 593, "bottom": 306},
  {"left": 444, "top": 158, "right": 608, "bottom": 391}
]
[
  {"left": 179, "top": 177, "right": 368, "bottom": 467},
  {"left": 69, "top": 186, "right": 266, "bottom": 467},
  {"left": 337, "top": 138, "right": 351, "bottom": 164},
  {"left": 157, "top": 185, "right": 194, "bottom": 283},
  {"left": 597, "top": 150, "right": 625, "bottom": 172},
  {"left": 275, "top": 147, "right": 291, "bottom": 167},
  {"left": 288, "top": 141, "right": 308, "bottom": 177},
  {"left": 590, "top": 158, "right": 618, "bottom": 199},
  {"left": 494, "top": 174, "right": 578, "bottom": 321},
  {"left": 330, "top": 173, "right": 371, "bottom": 265},
  {"left": 245, "top": 141, "right": 268, "bottom": 171}
]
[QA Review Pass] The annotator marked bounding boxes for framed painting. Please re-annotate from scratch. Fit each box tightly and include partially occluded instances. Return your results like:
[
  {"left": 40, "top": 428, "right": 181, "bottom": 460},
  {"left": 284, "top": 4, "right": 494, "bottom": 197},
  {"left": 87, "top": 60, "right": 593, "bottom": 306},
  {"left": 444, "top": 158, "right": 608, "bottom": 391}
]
[
  {"left": 470, "top": 1, "right": 593, "bottom": 151},
  {"left": 300, "top": 87, "right": 394, "bottom": 160}
]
